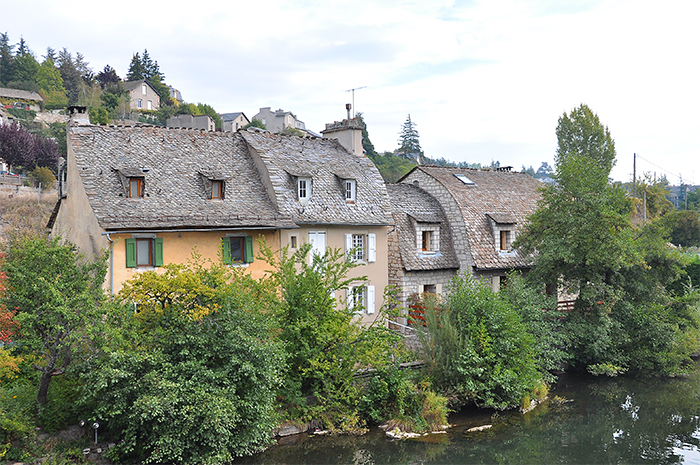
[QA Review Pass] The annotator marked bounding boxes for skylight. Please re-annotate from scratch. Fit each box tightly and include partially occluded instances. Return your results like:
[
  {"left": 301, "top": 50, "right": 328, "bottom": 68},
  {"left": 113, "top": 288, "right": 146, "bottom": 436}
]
[{"left": 454, "top": 174, "right": 475, "bottom": 185}]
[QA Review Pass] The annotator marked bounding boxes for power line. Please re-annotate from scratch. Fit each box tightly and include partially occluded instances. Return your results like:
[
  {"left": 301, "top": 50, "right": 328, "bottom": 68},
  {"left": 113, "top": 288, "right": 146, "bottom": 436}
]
[{"left": 634, "top": 154, "right": 686, "bottom": 184}]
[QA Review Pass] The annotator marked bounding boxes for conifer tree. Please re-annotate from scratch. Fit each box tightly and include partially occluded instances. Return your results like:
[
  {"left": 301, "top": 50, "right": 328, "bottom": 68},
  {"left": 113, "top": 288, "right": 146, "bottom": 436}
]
[
  {"left": 397, "top": 114, "right": 424, "bottom": 164},
  {"left": 126, "top": 52, "right": 144, "bottom": 81}
]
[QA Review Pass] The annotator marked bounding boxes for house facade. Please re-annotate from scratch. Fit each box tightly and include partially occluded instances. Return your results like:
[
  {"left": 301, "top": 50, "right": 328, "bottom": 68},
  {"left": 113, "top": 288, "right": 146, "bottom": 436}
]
[
  {"left": 221, "top": 112, "right": 250, "bottom": 132},
  {"left": 49, "top": 108, "right": 295, "bottom": 294},
  {"left": 123, "top": 80, "right": 161, "bottom": 111},
  {"left": 238, "top": 128, "right": 393, "bottom": 324},
  {"left": 253, "top": 107, "right": 306, "bottom": 133},
  {"left": 0, "top": 87, "right": 43, "bottom": 111},
  {"left": 397, "top": 166, "right": 542, "bottom": 293},
  {"left": 386, "top": 183, "right": 460, "bottom": 308},
  {"left": 166, "top": 114, "right": 216, "bottom": 131}
]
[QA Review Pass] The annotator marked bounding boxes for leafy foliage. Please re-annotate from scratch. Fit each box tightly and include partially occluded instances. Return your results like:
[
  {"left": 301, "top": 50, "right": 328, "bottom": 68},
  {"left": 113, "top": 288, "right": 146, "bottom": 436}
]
[
  {"left": 0, "top": 121, "right": 59, "bottom": 170},
  {"left": 243, "top": 118, "right": 266, "bottom": 130},
  {"left": 1, "top": 237, "right": 106, "bottom": 406},
  {"left": 419, "top": 275, "right": 545, "bottom": 410},
  {"left": 28, "top": 166, "right": 55, "bottom": 189},
  {"left": 661, "top": 210, "right": 700, "bottom": 247},
  {"left": 85, "top": 258, "right": 285, "bottom": 464}
]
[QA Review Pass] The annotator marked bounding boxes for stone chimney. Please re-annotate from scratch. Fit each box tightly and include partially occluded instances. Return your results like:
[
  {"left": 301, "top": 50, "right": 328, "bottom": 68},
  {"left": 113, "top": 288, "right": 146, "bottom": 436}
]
[
  {"left": 67, "top": 105, "right": 90, "bottom": 126},
  {"left": 321, "top": 109, "right": 363, "bottom": 156}
]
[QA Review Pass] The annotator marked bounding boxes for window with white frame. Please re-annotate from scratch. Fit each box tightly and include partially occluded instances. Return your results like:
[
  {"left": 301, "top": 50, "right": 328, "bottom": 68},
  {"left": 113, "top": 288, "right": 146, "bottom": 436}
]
[
  {"left": 137, "top": 98, "right": 142, "bottom": 109},
  {"left": 298, "top": 177, "right": 311, "bottom": 201},
  {"left": 347, "top": 284, "right": 375, "bottom": 315},
  {"left": 416, "top": 225, "right": 439, "bottom": 254},
  {"left": 345, "top": 233, "right": 376, "bottom": 263},
  {"left": 147, "top": 100, "right": 152, "bottom": 110},
  {"left": 345, "top": 179, "right": 356, "bottom": 202},
  {"left": 142, "top": 83, "right": 147, "bottom": 95}
]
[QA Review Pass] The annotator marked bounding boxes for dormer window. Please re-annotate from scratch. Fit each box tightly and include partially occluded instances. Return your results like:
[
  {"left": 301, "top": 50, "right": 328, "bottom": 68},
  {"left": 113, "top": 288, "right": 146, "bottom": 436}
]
[
  {"left": 298, "top": 177, "right": 311, "bottom": 201},
  {"left": 345, "top": 179, "right": 356, "bottom": 203},
  {"left": 500, "top": 230, "right": 511, "bottom": 251},
  {"left": 129, "top": 178, "right": 144, "bottom": 198}
]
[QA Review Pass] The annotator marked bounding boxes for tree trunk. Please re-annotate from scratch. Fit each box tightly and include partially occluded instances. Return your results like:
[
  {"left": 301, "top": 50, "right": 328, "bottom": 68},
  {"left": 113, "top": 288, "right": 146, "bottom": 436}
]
[{"left": 37, "top": 369, "right": 52, "bottom": 406}]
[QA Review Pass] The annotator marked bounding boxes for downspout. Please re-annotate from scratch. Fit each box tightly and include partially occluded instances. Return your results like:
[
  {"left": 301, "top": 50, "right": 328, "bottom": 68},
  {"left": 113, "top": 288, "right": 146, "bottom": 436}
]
[{"left": 105, "top": 233, "right": 114, "bottom": 295}]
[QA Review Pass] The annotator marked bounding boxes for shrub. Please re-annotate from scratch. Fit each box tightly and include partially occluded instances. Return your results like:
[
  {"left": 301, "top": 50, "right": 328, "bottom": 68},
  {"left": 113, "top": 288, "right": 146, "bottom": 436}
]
[{"left": 29, "top": 166, "right": 55, "bottom": 189}]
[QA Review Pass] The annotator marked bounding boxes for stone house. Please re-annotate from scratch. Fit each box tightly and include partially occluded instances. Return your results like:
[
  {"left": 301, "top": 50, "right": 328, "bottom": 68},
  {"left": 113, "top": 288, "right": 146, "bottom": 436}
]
[
  {"left": 386, "top": 183, "right": 460, "bottom": 308},
  {"left": 220, "top": 112, "right": 250, "bottom": 132},
  {"left": 238, "top": 126, "right": 393, "bottom": 324},
  {"left": 396, "top": 166, "right": 542, "bottom": 294},
  {"left": 49, "top": 107, "right": 295, "bottom": 294},
  {"left": 0, "top": 87, "right": 43, "bottom": 111},
  {"left": 123, "top": 79, "right": 161, "bottom": 111}
]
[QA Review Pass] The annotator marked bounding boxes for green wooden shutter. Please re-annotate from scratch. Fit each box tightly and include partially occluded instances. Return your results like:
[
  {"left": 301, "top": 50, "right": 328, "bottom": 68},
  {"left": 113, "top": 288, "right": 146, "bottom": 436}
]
[
  {"left": 125, "top": 238, "right": 136, "bottom": 268},
  {"left": 222, "top": 237, "right": 231, "bottom": 265},
  {"left": 154, "top": 238, "right": 163, "bottom": 267},
  {"left": 244, "top": 236, "right": 254, "bottom": 263}
]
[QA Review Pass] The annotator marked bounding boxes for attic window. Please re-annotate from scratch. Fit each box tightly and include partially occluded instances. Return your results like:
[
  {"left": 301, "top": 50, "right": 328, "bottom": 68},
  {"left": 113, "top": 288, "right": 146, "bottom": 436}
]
[
  {"left": 298, "top": 177, "right": 311, "bottom": 201},
  {"left": 345, "top": 179, "right": 356, "bottom": 202},
  {"left": 454, "top": 174, "right": 475, "bottom": 185}
]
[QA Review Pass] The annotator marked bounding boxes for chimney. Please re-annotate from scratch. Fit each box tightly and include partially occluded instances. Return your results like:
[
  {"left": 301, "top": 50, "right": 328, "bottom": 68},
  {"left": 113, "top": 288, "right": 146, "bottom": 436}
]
[
  {"left": 67, "top": 105, "right": 90, "bottom": 126},
  {"left": 321, "top": 107, "right": 363, "bottom": 156}
]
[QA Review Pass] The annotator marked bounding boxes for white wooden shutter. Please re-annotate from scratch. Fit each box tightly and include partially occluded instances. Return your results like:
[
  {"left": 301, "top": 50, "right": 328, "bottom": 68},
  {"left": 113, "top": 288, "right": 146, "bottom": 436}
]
[
  {"left": 368, "top": 234, "right": 376, "bottom": 263},
  {"left": 367, "top": 285, "right": 375, "bottom": 314},
  {"left": 309, "top": 231, "right": 326, "bottom": 263},
  {"left": 345, "top": 233, "right": 353, "bottom": 258}
]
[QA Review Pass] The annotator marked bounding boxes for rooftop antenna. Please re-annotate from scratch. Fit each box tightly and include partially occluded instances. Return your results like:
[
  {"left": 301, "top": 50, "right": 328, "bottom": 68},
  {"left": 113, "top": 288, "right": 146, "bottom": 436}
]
[{"left": 345, "top": 86, "right": 366, "bottom": 118}]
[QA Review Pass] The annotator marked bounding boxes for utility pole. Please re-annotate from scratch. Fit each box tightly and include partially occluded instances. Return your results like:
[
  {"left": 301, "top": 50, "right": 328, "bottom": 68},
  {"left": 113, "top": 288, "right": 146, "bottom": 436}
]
[
  {"left": 633, "top": 153, "right": 636, "bottom": 197},
  {"left": 345, "top": 86, "right": 366, "bottom": 118}
]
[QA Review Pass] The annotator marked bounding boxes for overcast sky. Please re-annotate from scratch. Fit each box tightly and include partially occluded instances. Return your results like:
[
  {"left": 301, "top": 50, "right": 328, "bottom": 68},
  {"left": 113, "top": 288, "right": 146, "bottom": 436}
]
[{"left": 4, "top": 0, "right": 698, "bottom": 184}]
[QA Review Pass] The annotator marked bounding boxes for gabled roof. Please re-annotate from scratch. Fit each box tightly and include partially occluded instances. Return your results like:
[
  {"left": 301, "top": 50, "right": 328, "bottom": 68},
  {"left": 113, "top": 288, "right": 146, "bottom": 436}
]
[
  {"left": 0, "top": 87, "right": 43, "bottom": 101},
  {"left": 387, "top": 183, "right": 459, "bottom": 272},
  {"left": 404, "top": 166, "right": 542, "bottom": 271},
  {"left": 238, "top": 129, "right": 393, "bottom": 226},
  {"left": 220, "top": 112, "right": 249, "bottom": 122},
  {"left": 123, "top": 79, "right": 161, "bottom": 97},
  {"left": 68, "top": 124, "right": 295, "bottom": 230}
]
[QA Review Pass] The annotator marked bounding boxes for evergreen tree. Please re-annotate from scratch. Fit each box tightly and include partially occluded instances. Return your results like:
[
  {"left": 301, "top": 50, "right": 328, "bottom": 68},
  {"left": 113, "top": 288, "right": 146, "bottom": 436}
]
[
  {"left": 0, "top": 32, "right": 13, "bottom": 85},
  {"left": 397, "top": 114, "right": 424, "bottom": 164},
  {"left": 96, "top": 64, "right": 120, "bottom": 88},
  {"left": 56, "top": 48, "right": 81, "bottom": 104},
  {"left": 126, "top": 52, "right": 144, "bottom": 81},
  {"left": 356, "top": 112, "right": 378, "bottom": 157}
]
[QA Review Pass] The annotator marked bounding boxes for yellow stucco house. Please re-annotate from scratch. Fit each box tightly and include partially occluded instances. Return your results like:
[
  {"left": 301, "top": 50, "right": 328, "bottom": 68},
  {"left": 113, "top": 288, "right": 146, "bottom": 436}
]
[{"left": 49, "top": 108, "right": 393, "bottom": 324}]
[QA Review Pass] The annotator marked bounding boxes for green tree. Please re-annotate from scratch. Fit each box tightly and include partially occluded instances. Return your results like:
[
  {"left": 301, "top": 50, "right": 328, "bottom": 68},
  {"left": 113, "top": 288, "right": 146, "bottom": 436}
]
[
  {"left": 633, "top": 174, "right": 674, "bottom": 219},
  {"left": 0, "top": 32, "right": 13, "bottom": 85},
  {"left": 85, "top": 259, "right": 284, "bottom": 464},
  {"left": 36, "top": 58, "right": 68, "bottom": 109},
  {"left": 0, "top": 237, "right": 106, "bottom": 406},
  {"left": 397, "top": 114, "right": 424, "bottom": 163},
  {"left": 125, "top": 52, "right": 144, "bottom": 81},
  {"left": 356, "top": 112, "right": 378, "bottom": 157},
  {"left": 56, "top": 48, "right": 82, "bottom": 104},
  {"left": 516, "top": 104, "right": 700, "bottom": 375},
  {"left": 262, "top": 243, "right": 404, "bottom": 430},
  {"left": 661, "top": 210, "right": 700, "bottom": 247},
  {"left": 367, "top": 151, "right": 415, "bottom": 183},
  {"left": 243, "top": 118, "right": 266, "bottom": 130}
]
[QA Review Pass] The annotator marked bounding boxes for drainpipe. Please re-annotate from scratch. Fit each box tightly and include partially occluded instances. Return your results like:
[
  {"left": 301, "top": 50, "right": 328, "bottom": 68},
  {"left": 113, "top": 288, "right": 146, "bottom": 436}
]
[{"left": 105, "top": 233, "right": 114, "bottom": 295}]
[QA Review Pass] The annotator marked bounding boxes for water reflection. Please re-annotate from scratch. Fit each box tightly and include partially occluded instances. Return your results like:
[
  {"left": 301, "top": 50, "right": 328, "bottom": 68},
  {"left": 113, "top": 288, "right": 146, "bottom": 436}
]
[{"left": 238, "top": 363, "right": 700, "bottom": 464}]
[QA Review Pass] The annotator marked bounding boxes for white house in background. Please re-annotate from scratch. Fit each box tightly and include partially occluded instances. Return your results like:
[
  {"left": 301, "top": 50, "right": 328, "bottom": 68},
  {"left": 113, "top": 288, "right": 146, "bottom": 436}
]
[
  {"left": 123, "top": 80, "right": 161, "bottom": 111},
  {"left": 253, "top": 107, "right": 306, "bottom": 133},
  {"left": 220, "top": 112, "right": 250, "bottom": 132}
]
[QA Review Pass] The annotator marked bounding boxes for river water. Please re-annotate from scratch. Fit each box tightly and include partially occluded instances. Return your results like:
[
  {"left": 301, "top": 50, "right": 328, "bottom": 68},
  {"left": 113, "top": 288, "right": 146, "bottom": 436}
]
[{"left": 238, "top": 363, "right": 700, "bottom": 464}]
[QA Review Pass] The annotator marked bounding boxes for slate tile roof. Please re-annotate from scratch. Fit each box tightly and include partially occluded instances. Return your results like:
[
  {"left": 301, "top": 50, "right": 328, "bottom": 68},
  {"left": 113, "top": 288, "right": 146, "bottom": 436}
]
[
  {"left": 68, "top": 124, "right": 295, "bottom": 230},
  {"left": 387, "top": 183, "right": 459, "bottom": 272},
  {"left": 239, "top": 129, "right": 393, "bottom": 226},
  {"left": 409, "top": 166, "right": 542, "bottom": 271},
  {"left": 0, "top": 87, "right": 43, "bottom": 101}
]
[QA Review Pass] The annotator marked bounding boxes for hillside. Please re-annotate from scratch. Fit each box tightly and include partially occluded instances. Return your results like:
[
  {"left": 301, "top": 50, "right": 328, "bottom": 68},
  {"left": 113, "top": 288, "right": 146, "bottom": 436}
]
[{"left": 0, "top": 185, "right": 57, "bottom": 244}]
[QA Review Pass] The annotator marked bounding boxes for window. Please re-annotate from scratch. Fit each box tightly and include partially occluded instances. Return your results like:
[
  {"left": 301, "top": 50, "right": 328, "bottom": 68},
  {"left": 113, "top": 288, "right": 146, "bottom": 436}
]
[
  {"left": 290, "top": 235, "right": 297, "bottom": 249},
  {"left": 298, "top": 177, "right": 311, "bottom": 201},
  {"left": 455, "top": 174, "right": 475, "bottom": 185},
  {"left": 142, "top": 83, "right": 147, "bottom": 95},
  {"left": 137, "top": 98, "right": 142, "bottom": 109},
  {"left": 422, "top": 231, "right": 431, "bottom": 251},
  {"left": 423, "top": 284, "right": 437, "bottom": 295},
  {"left": 129, "top": 178, "right": 144, "bottom": 198},
  {"left": 211, "top": 180, "right": 223, "bottom": 200},
  {"left": 347, "top": 284, "right": 375, "bottom": 315},
  {"left": 345, "top": 233, "right": 376, "bottom": 262},
  {"left": 222, "top": 236, "right": 254, "bottom": 265},
  {"left": 147, "top": 100, "right": 152, "bottom": 110},
  {"left": 308, "top": 231, "right": 326, "bottom": 261},
  {"left": 345, "top": 179, "right": 356, "bottom": 202},
  {"left": 500, "top": 230, "right": 511, "bottom": 251},
  {"left": 125, "top": 237, "right": 163, "bottom": 268}
]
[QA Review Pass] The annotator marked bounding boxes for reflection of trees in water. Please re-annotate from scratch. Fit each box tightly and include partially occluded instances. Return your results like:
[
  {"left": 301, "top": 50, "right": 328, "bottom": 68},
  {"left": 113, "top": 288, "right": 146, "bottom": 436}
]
[{"left": 239, "top": 369, "right": 700, "bottom": 464}]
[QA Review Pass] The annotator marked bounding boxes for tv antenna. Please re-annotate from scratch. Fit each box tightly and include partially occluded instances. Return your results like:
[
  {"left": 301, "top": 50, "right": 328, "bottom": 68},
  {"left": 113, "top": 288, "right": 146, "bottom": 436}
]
[{"left": 345, "top": 86, "right": 366, "bottom": 118}]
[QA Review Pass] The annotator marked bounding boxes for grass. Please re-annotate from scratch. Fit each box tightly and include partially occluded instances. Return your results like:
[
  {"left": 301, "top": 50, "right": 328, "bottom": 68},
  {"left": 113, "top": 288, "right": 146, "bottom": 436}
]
[{"left": 0, "top": 186, "right": 57, "bottom": 244}]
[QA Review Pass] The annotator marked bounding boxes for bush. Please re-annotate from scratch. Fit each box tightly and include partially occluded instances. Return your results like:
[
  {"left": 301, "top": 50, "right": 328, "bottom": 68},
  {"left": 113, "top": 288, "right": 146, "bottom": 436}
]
[
  {"left": 419, "top": 274, "right": 545, "bottom": 410},
  {"left": 29, "top": 166, "right": 55, "bottom": 189}
]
